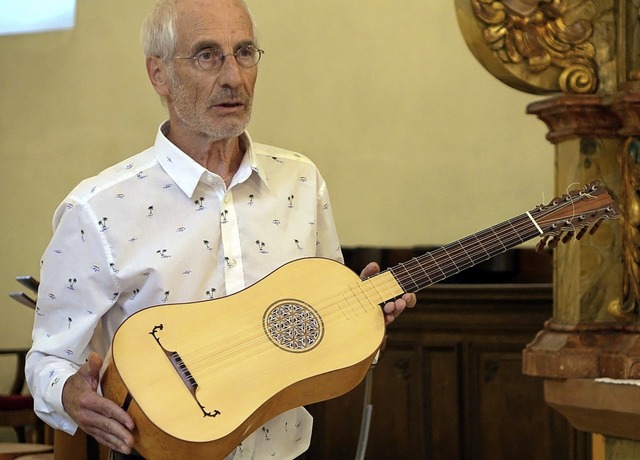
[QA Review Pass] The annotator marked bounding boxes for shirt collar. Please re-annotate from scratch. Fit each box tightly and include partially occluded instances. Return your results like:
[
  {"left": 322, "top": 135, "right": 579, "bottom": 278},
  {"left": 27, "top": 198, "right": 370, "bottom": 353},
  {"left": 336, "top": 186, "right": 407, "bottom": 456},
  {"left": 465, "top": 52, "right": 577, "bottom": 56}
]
[{"left": 154, "top": 121, "right": 269, "bottom": 197}]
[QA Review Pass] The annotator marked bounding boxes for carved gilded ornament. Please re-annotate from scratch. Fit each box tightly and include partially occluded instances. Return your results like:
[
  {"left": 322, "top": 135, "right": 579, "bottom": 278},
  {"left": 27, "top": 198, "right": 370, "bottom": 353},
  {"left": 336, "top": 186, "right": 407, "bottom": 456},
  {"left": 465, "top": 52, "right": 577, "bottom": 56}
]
[
  {"left": 629, "top": 0, "right": 640, "bottom": 81},
  {"left": 457, "top": 0, "right": 599, "bottom": 94},
  {"left": 611, "top": 137, "right": 640, "bottom": 318}
]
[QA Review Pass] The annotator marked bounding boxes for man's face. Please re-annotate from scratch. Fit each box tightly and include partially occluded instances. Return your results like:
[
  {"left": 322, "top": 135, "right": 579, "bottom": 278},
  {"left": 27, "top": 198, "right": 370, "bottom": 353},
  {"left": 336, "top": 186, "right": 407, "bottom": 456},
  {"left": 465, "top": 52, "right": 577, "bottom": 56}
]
[{"left": 167, "top": 0, "right": 258, "bottom": 141}]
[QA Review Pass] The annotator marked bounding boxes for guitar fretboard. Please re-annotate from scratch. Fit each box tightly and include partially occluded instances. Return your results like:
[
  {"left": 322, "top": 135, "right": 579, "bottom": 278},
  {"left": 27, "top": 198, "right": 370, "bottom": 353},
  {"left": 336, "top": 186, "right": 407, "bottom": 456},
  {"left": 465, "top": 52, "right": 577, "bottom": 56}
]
[
  {"left": 388, "top": 212, "right": 540, "bottom": 293},
  {"left": 362, "top": 181, "right": 619, "bottom": 305}
]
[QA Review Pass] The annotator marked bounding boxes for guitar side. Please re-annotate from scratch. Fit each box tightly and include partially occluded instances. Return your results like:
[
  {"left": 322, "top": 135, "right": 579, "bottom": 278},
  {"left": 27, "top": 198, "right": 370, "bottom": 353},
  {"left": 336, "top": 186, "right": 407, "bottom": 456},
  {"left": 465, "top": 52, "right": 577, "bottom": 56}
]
[{"left": 101, "top": 257, "right": 388, "bottom": 460}]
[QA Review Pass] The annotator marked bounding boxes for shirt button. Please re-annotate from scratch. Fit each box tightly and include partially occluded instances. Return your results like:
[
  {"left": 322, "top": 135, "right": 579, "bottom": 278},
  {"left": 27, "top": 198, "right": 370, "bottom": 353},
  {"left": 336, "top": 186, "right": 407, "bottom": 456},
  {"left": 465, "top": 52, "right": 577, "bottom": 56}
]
[
  {"left": 224, "top": 195, "right": 231, "bottom": 204},
  {"left": 228, "top": 258, "right": 237, "bottom": 267}
]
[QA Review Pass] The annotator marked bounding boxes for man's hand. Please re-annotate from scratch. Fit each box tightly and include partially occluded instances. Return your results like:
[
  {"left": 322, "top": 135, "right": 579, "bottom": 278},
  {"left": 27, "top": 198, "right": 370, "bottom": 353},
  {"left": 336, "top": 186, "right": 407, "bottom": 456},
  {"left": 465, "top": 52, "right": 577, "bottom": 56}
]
[
  {"left": 360, "top": 262, "right": 417, "bottom": 325},
  {"left": 62, "top": 352, "right": 135, "bottom": 454}
]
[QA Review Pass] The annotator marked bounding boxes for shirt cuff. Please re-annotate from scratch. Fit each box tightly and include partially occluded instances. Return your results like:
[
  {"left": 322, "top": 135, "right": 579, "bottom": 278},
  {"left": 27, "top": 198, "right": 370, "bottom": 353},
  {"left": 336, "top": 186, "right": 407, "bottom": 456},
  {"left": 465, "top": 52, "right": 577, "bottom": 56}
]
[{"left": 40, "top": 368, "right": 79, "bottom": 435}]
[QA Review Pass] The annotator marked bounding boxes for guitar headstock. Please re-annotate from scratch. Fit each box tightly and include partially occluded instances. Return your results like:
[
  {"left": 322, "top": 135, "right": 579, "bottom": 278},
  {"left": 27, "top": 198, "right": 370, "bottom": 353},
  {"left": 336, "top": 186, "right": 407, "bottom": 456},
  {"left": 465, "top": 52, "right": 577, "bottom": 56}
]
[{"left": 532, "top": 181, "right": 621, "bottom": 251}]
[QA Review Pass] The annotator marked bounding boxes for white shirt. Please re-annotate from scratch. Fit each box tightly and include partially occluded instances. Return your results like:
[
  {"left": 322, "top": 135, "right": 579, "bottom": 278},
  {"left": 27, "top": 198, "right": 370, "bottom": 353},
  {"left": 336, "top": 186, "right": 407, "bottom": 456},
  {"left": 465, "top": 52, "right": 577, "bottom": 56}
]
[{"left": 26, "top": 122, "right": 343, "bottom": 459}]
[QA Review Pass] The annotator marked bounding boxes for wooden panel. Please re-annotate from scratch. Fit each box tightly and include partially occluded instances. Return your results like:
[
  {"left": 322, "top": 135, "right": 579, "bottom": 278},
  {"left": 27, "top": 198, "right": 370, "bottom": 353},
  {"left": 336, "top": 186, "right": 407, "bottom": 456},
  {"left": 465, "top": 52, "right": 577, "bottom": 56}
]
[
  {"left": 367, "top": 346, "right": 421, "bottom": 459},
  {"left": 302, "top": 281, "right": 591, "bottom": 460},
  {"left": 422, "top": 346, "right": 461, "bottom": 460},
  {"left": 469, "top": 344, "right": 571, "bottom": 460}
]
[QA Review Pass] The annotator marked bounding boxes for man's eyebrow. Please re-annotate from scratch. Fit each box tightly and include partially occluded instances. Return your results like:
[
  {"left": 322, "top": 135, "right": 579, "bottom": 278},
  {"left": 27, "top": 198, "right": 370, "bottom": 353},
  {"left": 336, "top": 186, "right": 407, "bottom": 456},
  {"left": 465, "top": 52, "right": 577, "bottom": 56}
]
[
  {"left": 191, "top": 38, "right": 257, "bottom": 53},
  {"left": 191, "top": 40, "right": 223, "bottom": 53},
  {"left": 235, "top": 39, "right": 257, "bottom": 49}
]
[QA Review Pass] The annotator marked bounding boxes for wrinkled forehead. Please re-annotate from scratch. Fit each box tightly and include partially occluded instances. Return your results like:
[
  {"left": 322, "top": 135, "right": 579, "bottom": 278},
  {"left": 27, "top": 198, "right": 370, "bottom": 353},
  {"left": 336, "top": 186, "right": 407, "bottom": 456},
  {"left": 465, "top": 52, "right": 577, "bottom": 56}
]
[{"left": 175, "top": 0, "right": 254, "bottom": 51}]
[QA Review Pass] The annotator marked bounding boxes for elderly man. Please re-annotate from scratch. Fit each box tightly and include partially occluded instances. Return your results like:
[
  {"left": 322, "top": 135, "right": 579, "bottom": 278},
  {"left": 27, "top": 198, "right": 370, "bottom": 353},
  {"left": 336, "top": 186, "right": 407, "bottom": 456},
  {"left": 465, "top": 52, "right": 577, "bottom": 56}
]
[{"left": 26, "top": 0, "right": 415, "bottom": 458}]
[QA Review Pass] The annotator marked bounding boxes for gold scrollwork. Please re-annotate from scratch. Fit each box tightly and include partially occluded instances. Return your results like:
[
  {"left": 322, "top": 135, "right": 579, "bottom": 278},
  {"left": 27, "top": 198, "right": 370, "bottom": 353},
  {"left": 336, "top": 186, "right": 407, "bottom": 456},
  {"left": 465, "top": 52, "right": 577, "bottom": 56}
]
[
  {"left": 471, "top": 0, "right": 598, "bottom": 94},
  {"left": 613, "top": 137, "right": 640, "bottom": 318}
]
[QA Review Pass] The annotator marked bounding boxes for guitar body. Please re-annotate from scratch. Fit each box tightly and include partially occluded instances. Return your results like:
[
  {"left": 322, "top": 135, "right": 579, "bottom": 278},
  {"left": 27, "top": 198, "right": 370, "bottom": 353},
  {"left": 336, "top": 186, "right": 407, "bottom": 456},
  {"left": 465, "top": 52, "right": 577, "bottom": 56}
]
[
  {"left": 101, "top": 181, "right": 620, "bottom": 459},
  {"left": 101, "top": 257, "right": 387, "bottom": 460}
]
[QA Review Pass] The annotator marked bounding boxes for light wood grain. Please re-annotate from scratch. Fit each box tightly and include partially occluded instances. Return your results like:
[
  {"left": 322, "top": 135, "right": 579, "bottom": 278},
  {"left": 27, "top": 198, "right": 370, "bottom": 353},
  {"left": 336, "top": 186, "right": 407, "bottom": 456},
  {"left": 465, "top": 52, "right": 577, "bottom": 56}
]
[{"left": 102, "top": 257, "right": 389, "bottom": 459}]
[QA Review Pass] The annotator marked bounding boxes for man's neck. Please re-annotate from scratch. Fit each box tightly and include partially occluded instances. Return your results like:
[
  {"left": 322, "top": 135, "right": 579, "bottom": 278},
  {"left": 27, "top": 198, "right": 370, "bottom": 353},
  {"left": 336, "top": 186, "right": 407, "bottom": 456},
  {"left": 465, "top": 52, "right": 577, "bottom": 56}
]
[{"left": 165, "top": 122, "right": 245, "bottom": 180}]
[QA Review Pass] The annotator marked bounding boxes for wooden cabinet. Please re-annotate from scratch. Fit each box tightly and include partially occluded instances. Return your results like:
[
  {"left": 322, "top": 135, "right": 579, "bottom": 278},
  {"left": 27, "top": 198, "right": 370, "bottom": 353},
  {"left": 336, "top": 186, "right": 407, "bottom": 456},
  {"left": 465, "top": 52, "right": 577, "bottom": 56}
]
[{"left": 301, "top": 283, "right": 591, "bottom": 460}]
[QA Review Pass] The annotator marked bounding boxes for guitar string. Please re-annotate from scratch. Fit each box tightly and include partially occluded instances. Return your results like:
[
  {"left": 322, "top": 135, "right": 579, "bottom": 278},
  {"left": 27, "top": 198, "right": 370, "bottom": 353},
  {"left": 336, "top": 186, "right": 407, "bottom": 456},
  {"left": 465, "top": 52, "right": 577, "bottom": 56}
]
[
  {"left": 183, "top": 269, "right": 379, "bottom": 373},
  {"left": 183, "top": 190, "right": 607, "bottom": 376},
  {"left": 388, "top": 189, "right": 608, "bottom": 292},
  {"left": 390, "top": 193, "right": 589, "bottom": 289},
  {"left": 183, "top": 199, "right": 571, "bottom": 372},
  {"left": 343, "top": 189, "right": 604, "bottom": 307},
  {"left": 184, "top": 211, "right": 542, "bottom": 373},
  {"left": 189, "top": 203, "right": 580, "bottom": 376},
  {"left": 188, "top": 250, "right": 450, "bottom": 374},
  {"left": 184, "top": 226, "right": 531, "bottom": 378}
]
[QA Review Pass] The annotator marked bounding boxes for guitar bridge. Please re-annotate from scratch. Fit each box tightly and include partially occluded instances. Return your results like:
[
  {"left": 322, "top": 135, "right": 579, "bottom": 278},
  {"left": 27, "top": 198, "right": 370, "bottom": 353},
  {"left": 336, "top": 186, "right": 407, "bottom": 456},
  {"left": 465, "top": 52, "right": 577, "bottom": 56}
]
[
  {"left": 169, "top": 351, "right": 198, "bottom": 394},
  {"left": 150, "top": 324, "right": 221, "bottom": 418}
]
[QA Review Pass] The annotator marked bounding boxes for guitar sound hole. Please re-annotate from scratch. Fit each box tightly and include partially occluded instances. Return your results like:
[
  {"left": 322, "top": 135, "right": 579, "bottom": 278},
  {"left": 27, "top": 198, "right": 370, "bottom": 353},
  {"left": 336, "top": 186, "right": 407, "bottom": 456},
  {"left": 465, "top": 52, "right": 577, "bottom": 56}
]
[{"left": 263, "top": 300, "right": 324, "bottom": 352}]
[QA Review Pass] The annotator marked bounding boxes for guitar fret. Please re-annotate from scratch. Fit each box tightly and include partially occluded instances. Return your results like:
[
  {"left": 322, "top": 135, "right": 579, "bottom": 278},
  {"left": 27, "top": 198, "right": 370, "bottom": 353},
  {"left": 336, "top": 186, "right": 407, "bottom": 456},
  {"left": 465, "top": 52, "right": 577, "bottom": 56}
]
[
  {"left": 472, "top": 233, "right": 492, "bottom": 260},
  {"left": 349, "top": 284, "right": 372, "bottom": 315},
  {"left": 413, "top": 257, "right": 433, "bottom": 286},
  {"left": 427, "top": 251, "right": 447, "bottom": 283},
  {"left": 397, "top": 261, "right": 420, "bottom": 293},
  {"left": 507, "top": 218, "right": 525, "bottom": 243},
  {"left": 489, "top": 226, "right": 508, "bottom": 252},
  {"left": 457, "top": 240, "right": 474, "bottom": 267},
  {"left": 390, "top": 214, "right": 538, "bottom": 293},
  {"left": 443, "top": 247, "right": 460, "bottom": 273}
]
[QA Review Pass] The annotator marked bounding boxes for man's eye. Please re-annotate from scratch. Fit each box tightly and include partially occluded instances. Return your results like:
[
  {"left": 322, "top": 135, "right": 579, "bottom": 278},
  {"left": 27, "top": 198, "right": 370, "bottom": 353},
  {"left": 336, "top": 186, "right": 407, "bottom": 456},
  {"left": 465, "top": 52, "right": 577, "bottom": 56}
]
[
  {"left": 197, "top": 50, "right": 216, "bottom": 61},
  {"left": 237, "top": 47, "right": 252, "bottom": 58}
]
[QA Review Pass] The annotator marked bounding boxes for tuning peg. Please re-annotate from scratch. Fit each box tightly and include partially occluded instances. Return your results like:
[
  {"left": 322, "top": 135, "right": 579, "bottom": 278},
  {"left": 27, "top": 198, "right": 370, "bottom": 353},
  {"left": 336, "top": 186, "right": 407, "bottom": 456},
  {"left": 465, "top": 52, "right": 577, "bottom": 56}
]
[
  {"left": 576, "top": 227, "right": 588, "bottom": 240},
  {"left": 589, "top": 219, "right": 602, "bottom": 235},
  {"left": 536, "top": 235, "right": 550, "bottom": 252},
  {"left": 562, "top": 232, "right": 574, "bottom": 244},
  {"left": 548, "top": 235, "right": 560, "bottom": 249}
]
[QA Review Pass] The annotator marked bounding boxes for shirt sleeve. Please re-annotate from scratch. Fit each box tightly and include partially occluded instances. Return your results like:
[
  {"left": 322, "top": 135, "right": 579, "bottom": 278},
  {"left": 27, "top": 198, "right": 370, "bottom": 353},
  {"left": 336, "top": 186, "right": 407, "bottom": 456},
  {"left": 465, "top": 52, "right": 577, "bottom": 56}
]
[
  {"left": 313, "top": 170, "right": 343, "bottom": 264},
  {"left": 26, "top": 196, "right": 118, "bottom": 433}
]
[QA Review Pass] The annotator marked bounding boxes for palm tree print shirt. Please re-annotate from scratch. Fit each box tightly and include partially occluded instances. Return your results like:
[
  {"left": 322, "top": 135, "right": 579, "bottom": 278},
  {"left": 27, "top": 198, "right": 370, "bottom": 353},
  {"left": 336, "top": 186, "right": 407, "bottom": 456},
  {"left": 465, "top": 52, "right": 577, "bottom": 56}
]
[{"left": 26, "top": 121, "right": 343, "bottom": 459}]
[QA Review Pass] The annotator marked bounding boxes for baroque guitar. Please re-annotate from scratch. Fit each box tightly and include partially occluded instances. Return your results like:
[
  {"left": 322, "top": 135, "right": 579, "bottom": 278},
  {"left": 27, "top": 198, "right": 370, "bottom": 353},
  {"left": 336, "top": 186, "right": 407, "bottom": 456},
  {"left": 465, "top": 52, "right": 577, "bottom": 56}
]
[{"left": 101, "top": 181, "right": 619, "bottom": 460}]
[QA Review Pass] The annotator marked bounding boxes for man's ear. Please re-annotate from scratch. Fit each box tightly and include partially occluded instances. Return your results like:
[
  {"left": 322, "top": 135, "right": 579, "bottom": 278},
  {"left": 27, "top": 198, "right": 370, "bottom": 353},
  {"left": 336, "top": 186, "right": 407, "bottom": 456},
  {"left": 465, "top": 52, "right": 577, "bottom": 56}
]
[{"left": 146, "top": 56, "right": 171, "bottom": 97}]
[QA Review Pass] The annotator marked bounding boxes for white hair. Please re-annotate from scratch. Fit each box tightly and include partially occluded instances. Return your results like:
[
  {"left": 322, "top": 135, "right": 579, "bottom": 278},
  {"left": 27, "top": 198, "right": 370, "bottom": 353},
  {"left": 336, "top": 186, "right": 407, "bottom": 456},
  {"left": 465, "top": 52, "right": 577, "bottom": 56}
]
[{"left": 140, "top": 0, "right": 258, "bottom": 61}]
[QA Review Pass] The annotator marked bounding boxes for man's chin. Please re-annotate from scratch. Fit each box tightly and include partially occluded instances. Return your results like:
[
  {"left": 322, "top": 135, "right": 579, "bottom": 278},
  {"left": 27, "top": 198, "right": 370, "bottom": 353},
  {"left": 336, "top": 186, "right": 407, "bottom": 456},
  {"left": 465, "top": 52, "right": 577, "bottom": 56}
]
[{"left": 201, "top": 122, "right": 248, "bottom": 141}]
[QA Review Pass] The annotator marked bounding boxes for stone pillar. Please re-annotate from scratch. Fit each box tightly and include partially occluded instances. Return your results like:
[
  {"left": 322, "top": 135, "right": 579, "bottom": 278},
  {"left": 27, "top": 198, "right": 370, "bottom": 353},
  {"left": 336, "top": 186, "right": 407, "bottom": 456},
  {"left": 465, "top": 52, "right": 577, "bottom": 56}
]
[{"left": 455, "top": 1, "right": 640, "bottom": 457}]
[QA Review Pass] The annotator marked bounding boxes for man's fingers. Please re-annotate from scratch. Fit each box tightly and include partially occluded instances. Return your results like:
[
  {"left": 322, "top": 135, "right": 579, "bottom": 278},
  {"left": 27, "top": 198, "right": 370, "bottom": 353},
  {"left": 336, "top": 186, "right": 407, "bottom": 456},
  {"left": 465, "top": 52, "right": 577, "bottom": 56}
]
[
  {"left": 62, "top": 352, "right": 135, "bottom": 454},
  {"left": 76, "top": 400, "right": 135, "bottom": 453},
  {"left": 403, "top": 293, "right": 417, "bottom": 308},
  {"left": 359, "top": 261, "right": 380, "bottom": 280},
  {"left": 99, "top": 397, "right": 135, "bottom": 431},
  {"left": 85, "top": 420, "right": 133, "bottom": 454},
  {"left": 360, "top": 261, "right": 416, "bottom": 326}
]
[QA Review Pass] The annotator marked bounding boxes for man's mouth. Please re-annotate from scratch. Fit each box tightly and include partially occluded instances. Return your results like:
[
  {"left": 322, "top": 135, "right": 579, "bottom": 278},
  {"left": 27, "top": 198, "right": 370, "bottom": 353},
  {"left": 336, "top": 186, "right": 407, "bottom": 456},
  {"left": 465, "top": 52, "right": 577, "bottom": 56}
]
[{"left": 214, "top": 101, "right": 243, "bottom": 108}]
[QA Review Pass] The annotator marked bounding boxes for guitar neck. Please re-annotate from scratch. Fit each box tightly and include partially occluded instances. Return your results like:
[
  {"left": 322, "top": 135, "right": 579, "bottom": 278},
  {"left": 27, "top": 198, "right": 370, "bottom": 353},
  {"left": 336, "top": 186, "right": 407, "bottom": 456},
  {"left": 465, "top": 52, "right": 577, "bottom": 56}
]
[
  {"left": 385, "top": 212, "right": 542, "bottom": 295},
  {"left": 359, "top": 181, "right": 619, "bottom": 305}
]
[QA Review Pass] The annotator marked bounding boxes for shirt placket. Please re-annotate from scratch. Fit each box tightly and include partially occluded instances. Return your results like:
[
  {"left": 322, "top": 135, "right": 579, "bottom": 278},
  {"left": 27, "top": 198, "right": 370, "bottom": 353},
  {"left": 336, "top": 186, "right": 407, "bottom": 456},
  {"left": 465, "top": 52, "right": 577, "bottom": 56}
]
[{"left": 219, "top": 189, "right": 245, "bottom": 294}]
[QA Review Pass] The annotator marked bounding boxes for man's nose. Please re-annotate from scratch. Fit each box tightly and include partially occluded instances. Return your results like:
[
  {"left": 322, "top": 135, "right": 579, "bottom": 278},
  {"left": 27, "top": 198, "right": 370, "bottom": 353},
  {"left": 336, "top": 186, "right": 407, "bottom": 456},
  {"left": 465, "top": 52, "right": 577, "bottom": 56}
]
[{"left": 216, "top": 54, "right": 243, "bottom": 87}]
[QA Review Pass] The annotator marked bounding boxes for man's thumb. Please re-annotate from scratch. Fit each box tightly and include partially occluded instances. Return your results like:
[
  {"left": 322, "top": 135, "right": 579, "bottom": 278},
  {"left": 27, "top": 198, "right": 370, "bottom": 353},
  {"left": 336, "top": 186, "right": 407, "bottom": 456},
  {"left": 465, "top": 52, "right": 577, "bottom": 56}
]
[{"left": 81, "top": 351, "right": 104, "bottom": 388}]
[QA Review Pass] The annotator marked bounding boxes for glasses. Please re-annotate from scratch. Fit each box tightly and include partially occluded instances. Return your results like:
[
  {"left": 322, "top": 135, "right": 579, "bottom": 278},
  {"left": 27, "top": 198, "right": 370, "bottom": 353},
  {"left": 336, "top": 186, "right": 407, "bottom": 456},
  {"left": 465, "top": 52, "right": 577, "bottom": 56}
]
[{"left": 175, "top": 45, "right": 264, "bottom": 71}]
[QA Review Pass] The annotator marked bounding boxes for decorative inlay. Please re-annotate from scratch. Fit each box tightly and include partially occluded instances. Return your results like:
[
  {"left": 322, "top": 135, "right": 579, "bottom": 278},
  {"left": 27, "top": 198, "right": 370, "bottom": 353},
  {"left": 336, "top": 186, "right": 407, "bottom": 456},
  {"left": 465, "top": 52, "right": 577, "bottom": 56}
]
[{"left": 263, "top": 300, "right": 324, "bottom": 352}]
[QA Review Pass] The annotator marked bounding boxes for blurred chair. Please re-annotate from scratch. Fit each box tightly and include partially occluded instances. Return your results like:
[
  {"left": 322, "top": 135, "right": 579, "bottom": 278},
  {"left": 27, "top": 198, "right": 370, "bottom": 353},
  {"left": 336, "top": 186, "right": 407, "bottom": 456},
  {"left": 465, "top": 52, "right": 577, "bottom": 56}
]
[
  {"left": 4, "top": 277, "right": 107, "bottom": 460},
  {"left": 0, "top": 350, "right": 42, "bottom": 444},
  {"left": 0, "top": 442, "right": 52, "bottom": 460},
  {"left": 1, "top": 276, "right": 45, "bottom": 444}
]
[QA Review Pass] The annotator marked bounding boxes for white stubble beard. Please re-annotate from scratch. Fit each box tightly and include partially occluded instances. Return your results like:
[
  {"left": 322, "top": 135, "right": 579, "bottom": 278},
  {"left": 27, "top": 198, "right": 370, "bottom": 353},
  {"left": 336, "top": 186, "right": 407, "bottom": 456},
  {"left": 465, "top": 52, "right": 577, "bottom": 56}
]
[{"left": 168, "top": 70, "right": 253, "bottom": 141}]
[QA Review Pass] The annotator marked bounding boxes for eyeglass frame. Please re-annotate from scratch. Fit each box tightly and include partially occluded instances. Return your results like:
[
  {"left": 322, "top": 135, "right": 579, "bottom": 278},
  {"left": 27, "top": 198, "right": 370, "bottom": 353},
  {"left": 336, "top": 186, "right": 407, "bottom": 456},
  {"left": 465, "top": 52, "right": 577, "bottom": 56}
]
[{"left": 174, "top": 44, "right": 265, "bottom": 71}]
